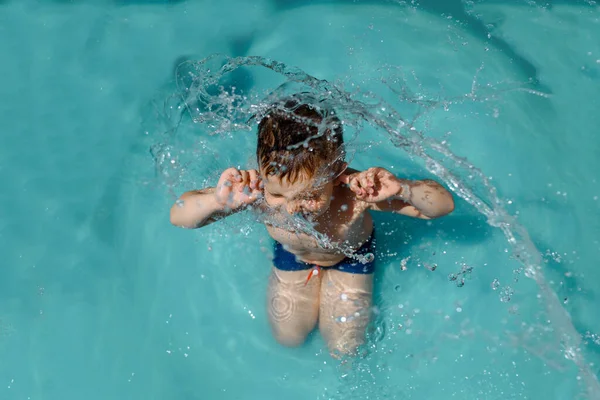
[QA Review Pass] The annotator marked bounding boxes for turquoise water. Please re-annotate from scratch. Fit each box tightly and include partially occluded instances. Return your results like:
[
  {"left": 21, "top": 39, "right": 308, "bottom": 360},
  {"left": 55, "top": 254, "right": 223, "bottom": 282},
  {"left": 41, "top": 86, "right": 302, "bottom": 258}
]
[{"left": 1, "top": 1, "right": 600, "bottom": 399}]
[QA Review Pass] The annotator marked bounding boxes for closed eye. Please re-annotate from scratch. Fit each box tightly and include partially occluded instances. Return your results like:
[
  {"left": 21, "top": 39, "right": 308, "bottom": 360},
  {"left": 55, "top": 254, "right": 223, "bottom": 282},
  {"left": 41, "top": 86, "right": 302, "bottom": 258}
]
[{"left": 300, "top": 193, "right": 320, "bottom": 200}]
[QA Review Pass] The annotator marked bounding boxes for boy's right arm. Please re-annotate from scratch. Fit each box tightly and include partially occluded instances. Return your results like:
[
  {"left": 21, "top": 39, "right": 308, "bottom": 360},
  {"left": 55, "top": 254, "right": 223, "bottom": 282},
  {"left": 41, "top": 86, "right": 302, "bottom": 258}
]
[{"left": 169, "top": 168, "right": 262, "bottom": 229}]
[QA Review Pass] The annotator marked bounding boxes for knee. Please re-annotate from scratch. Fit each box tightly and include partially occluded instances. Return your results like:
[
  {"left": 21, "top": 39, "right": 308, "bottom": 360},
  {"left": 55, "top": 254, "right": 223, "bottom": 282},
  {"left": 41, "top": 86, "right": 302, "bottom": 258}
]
[
  {"left": 325, "top": 329, "right": 366, "bottom": 358},
  {"left": 327, "top": 339, "right": 361, "bottom": 358}
]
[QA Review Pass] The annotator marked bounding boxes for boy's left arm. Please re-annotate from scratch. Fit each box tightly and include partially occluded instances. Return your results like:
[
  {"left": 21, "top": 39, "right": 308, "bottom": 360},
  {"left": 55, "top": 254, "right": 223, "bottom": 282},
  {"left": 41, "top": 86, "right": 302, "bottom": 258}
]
[{"left": 339, "top": 167, "right": 454, "bottom": 219}]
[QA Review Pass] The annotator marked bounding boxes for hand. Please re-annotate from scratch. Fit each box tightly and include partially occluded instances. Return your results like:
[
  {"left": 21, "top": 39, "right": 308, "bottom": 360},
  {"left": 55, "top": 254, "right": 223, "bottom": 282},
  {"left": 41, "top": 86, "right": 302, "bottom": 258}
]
[
  {"left": 215, "top": 168, "right": 263, "bottom": 210},
  {"left": 338, "top": 167, "right": 406, "bottom": 203}
]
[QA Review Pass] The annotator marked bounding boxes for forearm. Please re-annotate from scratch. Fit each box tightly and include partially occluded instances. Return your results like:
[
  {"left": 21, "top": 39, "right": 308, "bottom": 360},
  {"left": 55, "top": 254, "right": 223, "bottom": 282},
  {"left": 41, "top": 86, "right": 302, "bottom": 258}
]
[
  {"left": 395, "top": 179, "right": 455, "bottom": 218},
  {"left": 169, "top": 188, "right": 228, "bottom": 229}
]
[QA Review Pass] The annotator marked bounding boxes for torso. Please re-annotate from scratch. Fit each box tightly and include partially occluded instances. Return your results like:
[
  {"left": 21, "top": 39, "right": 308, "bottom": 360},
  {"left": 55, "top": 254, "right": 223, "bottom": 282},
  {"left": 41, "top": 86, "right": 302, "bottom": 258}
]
[{"left": 263, "top": 185, "right": 373, "bottom": 267}]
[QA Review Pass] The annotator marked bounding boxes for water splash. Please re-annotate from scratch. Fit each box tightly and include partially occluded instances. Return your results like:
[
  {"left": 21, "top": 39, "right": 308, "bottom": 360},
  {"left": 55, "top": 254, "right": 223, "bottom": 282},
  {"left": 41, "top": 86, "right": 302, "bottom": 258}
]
[
  {"left": 152, "top": 54, "right": 599, "bottom": 396},
  {"left": 253, "top": 200, "right": 375, "bottom": 264}
]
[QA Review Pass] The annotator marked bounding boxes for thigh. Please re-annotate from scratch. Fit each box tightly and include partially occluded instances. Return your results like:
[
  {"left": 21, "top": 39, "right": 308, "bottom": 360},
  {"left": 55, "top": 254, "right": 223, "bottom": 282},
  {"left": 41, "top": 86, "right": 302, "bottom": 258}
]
[
  {"left": 319, "top": 269, "right": 374, "bottom": 357},
  {"left": 267, "top": 267, "right": 321, "bottom": 347}
]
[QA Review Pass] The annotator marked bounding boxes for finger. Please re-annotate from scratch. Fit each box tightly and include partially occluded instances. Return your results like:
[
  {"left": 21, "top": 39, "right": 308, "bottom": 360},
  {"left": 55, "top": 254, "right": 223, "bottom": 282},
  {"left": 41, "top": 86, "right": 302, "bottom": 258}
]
[
  {"left": 359, "top": 174, "right": 373, "bottom": 194},
  {"left": 217, "top": 175, "right": 238, "bottom": 198},
  {"left": 218, "top": 168, "right": 238, "bottom": 185},
  {"left": 349, "top": 178, "right": 365, "bottom": 198},
  {"left": 229, "top": 167, "right": 243, "bottom": 180},
  {"left": 231, "top": 167, "right": 243, "bottom": 183},
  {"left": 375, "top": 168, "right": 391, "bottom": 183},
  {"left": 250, "top": 187, "right": 263, "bottom": 201},
  {"left": 368, "top": 170, "right": 380, "bottom": 194},
  {"left": 373, "top": 177, "right": 382, "bottom": 193},
  {"left": 216, "top": 172, "right": 238, "bottom": 205},
  {"left": 238, "top": 170, "right": 250, "bottom": 191},
  {"left": 349, "top": 177, "right": 360, "bottom": 193},
  {"left": 223, "top": 167, "right": 239, "bottom": 175},
  {"left": 221, "top": 174, "right": 242, "bottom": 192},
  {"left": 367, "top": 170, "right": 376, "bottom": 186},
  {"left": 248, "top": 170, "right": 259, "bottom": 190},
  {"left": 337, "top": 173, "right": 350, "bottom": 185}
]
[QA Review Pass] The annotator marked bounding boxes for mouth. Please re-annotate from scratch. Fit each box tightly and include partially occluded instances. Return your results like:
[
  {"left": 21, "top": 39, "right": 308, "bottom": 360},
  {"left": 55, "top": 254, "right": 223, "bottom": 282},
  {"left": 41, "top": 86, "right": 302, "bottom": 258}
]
[{"left": 294, "top": 211, "right": 316, "bottom": 222}]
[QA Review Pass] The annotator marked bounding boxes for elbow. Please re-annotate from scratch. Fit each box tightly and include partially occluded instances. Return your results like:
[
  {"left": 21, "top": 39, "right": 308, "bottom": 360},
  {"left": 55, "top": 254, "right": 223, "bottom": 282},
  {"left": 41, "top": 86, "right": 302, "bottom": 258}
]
[
  {"left": 170, "top": 204, "right": 192, "bottom": 228},
  {"left": 170, "top": 194, "right": 198, "bottom": 228},
  {"left": 426, "top": 193, "right": 455, "bottom": 219},
  {"left": 444, "top": 193, "right": 455, "bottom": 215},
  {"left": 169, "top": 206, "right": 183, "bottom": 227}
]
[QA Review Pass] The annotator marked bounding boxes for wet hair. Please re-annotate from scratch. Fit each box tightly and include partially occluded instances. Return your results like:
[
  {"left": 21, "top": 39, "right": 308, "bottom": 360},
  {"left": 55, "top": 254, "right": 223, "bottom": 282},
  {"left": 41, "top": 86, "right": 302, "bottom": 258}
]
[{"left": 257, "top": 97, "right": 345, "bottom": 183}]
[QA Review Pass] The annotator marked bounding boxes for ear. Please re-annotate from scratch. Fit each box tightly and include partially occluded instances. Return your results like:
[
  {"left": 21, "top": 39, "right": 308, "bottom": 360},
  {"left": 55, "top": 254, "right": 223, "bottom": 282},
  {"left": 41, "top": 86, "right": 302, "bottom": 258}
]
[{"left": 334, "top": 162, "right": 349, "bottom": 186}]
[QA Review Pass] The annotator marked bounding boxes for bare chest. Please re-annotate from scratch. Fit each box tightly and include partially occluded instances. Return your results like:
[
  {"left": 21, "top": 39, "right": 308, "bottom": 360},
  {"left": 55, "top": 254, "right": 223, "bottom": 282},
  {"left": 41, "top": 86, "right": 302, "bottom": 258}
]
[{"left": 264, "top": 199, "right": 373, "bottom": 263}]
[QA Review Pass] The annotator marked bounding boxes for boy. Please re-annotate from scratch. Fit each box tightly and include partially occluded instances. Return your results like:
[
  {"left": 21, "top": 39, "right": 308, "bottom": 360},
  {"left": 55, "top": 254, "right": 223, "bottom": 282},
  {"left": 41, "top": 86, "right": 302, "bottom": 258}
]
[{"left": 170, "top": 98, "right": 454, "bottom": 356}]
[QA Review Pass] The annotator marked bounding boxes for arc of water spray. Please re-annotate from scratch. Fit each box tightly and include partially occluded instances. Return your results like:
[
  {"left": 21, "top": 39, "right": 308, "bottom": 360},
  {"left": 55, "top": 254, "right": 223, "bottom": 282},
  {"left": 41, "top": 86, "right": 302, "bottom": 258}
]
[{"left": 186, "top": 54, "right": 600, "bottom": 397}]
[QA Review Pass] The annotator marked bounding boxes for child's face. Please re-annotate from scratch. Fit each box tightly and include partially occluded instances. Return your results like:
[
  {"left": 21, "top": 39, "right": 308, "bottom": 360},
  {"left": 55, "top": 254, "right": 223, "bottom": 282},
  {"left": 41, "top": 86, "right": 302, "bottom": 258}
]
[{"left": 261, "top": 171, "right": 335, "bottom": 219}]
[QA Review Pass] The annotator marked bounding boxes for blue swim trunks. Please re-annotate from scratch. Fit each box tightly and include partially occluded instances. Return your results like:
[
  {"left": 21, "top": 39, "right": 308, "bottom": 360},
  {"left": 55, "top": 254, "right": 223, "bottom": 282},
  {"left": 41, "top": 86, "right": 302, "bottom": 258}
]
[{"left": 273, "top": 232, "right": 376, "bottom": 275}]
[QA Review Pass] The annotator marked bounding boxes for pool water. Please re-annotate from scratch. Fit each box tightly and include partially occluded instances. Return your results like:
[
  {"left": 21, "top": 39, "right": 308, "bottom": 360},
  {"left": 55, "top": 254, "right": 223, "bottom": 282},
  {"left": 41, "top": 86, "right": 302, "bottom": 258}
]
[{"left": 1, "top": 0, "right": 599, "bottom": 399}]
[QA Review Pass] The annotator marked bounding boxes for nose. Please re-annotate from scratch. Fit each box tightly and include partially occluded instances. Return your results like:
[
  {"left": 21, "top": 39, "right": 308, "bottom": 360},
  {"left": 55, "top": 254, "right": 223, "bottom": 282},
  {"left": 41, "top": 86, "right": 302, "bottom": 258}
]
[
  {"left": 286, "top": 201, "right": 301, "bottom": 215},
  {"left": 287, "top": 200, "right": 318, "bottom": 215}
]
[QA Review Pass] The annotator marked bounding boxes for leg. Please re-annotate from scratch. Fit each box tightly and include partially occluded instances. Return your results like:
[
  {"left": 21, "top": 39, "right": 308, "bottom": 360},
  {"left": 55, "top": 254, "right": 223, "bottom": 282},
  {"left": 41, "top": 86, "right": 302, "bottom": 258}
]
[
  {"left": 319, "top": 269, "right": 374, "bottom": 357},
  {"left": 267, "top": 267, "right": 320, "bottom": 347}
]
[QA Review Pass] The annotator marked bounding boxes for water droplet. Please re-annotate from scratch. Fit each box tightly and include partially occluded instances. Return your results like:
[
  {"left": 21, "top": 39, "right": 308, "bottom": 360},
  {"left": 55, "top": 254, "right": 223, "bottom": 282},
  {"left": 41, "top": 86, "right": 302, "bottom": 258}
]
[
  {"left": 564, "top": 347, "right": 577, "bottom": 360},
  {"left": 394, "top": 285, "right": 401, "bottom": 292},
  {"left": 341, "top": 293, "right": 348, "bottom": 301},
  {"left": 500, "top": 286, "right": 514, "bottom": 302},
  {"left": 401, "top": 256, "right": 410, "bottom": 271},
  {"left": 363, "top": 253, "right": 375, "bottom": 263},
  {"left": 424, "top": 263, "right": 437, "bottom": 271}
]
